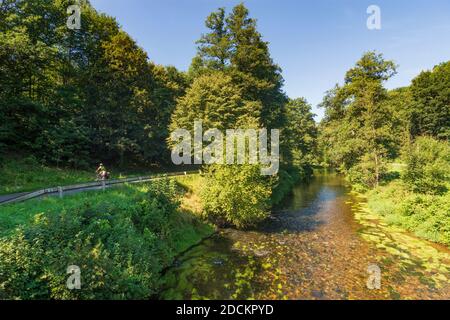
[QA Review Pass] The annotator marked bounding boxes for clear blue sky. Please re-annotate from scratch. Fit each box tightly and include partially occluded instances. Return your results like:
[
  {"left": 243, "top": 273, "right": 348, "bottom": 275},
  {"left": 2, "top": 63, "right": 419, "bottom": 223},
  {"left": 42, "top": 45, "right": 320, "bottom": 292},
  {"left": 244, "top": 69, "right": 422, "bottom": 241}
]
[{"left": 90, "top": 0, "right": 450, "bottom": 120}]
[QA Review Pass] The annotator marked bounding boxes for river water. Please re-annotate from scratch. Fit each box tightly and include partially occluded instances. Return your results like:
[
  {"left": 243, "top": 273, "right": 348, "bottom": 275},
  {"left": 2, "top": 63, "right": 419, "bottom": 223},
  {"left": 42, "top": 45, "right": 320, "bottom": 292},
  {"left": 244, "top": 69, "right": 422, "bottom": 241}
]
[{"left": 160, "top": 171, "right": 450, "bottom": 300}]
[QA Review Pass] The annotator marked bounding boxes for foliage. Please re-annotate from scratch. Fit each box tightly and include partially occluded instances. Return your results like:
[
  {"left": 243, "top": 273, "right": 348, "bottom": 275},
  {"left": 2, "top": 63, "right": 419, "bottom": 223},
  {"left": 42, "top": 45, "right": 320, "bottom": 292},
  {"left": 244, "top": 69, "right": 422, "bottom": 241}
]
[
  {"left": 410, "top": 61, "right": 450, "bottom": 140},
  {"left": 200, "top": 165, "right": 272, "bottom": 229},
  {"left": 319, "top": 52, "right": 398, "bottom": 188},
  {"left": 368, "top": 181, "right": 450, "bottom": 246},
  {"left": 347, "top": 153, "right": 390, "bottom": 192},
  {"left": 385, "top": 87, "right": 414, "bottom": 156},
  {"left": 402, "top": 137, "right": 450, "bottom": 195},
  {"left": 0, "top": 179, "right": 213, "bottom": 299},
  {"left": 283, "top": 98, "right": 317, "bottom": 168},
  {"left": 170, "top": 72, "right": 261, "bottom": 134},
  {"left": 271, "top": 168, "right": 305, "bottom": 206},
  {"left": 189, "top": 4, "right": 287, "bottom": 131},
  {"left": 0, "top": 0, "right": 187, "bottom": 168}
]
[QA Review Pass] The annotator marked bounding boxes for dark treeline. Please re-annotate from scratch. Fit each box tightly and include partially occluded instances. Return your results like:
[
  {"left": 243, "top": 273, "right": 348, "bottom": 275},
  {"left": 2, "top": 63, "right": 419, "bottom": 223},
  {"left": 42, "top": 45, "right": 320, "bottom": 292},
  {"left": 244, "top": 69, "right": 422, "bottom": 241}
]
[{"left": 0, "top": 0, "right": 187, "bottom": 168}]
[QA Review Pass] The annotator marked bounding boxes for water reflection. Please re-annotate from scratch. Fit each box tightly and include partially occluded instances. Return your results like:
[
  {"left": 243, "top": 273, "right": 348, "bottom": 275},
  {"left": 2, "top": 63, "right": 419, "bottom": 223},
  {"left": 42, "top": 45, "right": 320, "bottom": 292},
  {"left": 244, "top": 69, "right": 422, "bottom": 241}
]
[
  {"left": 159, "top": 171, "right": 450, "bottom": 300},
  {"left": 160, "top": 171, "right": 349, "bottom": 300}
]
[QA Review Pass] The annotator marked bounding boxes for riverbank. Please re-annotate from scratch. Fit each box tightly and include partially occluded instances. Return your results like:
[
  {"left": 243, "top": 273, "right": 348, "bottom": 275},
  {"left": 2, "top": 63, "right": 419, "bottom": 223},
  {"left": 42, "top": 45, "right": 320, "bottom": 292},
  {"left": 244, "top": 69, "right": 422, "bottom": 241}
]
[
  {"left": 160, "top": 172, "right": 450, "bottom": 300},
  {"left": 0, "top": 178, "right": 214, "bottom": 299},
  {"left": 362, "top": 181, "right": 450, "bottom": 246},
  {"left": 351, "top": 192, "right": 450, "bottom": 296}
]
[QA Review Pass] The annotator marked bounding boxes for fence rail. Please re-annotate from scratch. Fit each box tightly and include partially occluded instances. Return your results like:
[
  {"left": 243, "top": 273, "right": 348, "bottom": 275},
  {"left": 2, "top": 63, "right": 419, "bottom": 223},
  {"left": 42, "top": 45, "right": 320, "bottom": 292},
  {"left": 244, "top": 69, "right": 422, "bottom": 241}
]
[{"left": 0, "top": 171, "right": 198, "bottom": 206}]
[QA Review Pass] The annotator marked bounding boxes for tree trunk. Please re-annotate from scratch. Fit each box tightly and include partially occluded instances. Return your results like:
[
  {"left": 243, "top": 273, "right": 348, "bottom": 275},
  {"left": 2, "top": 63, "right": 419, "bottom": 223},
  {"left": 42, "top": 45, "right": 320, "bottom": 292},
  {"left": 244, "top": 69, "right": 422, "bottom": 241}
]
[{"left": 374, "top": 152, "right": 379, "bottom": 188}]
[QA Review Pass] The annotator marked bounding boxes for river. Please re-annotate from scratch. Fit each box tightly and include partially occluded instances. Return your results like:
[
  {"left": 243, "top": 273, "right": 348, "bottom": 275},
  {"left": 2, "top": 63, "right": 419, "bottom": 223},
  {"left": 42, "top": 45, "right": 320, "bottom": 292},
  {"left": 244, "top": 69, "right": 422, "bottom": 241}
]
[{"left": 160, "top": 171, "right": 450, "bottom": 300}]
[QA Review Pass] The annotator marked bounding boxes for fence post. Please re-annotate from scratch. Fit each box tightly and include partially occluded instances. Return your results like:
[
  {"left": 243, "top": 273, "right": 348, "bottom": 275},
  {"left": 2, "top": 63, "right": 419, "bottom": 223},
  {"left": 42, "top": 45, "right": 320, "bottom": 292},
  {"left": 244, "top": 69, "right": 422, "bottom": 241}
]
[{"left": 58, "top": 187, "right": 63, "bottom": 199}]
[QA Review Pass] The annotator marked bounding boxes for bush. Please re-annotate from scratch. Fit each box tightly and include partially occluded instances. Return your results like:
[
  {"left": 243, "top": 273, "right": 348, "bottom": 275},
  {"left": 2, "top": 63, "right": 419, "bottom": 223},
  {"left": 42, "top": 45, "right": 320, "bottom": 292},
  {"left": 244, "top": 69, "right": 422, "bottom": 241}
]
[
  {"left": 201, "top": 165, "right": 272, "bottom": 229},
  {"left": 347, "top": 153, "right": 388, "bottom": 190},
  {"left": 402, "top": 137, "right": 450, "bottom": 195},
  {"left": 0, "top": 179, "right": 210, "bottom": 299},
  {"left": 368, "top": 182, "right": 450, "bottom": 246}
]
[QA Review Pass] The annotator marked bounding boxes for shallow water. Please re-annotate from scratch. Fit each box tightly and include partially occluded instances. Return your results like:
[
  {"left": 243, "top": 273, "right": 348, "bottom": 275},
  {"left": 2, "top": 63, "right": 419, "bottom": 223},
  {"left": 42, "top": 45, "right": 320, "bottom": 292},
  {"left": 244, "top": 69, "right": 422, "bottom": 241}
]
[{"left": 160, "top": 171, "right": 450, "bottom": 300}]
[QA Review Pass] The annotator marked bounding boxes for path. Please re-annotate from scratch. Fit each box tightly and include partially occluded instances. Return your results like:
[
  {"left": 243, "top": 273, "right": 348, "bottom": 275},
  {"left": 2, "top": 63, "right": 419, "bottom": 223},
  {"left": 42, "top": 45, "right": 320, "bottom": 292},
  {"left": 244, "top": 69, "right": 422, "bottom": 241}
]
[{"left": 0, "top": 171, "right": 195, "bottom": 205}]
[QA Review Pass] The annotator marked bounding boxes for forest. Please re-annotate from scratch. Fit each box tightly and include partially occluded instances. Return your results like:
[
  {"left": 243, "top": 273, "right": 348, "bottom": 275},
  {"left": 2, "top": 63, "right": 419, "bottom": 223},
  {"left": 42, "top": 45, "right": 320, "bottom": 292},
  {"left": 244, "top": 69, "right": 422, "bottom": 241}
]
[{"left": 0, "top": 0, "right": 449, "bottom": 300}]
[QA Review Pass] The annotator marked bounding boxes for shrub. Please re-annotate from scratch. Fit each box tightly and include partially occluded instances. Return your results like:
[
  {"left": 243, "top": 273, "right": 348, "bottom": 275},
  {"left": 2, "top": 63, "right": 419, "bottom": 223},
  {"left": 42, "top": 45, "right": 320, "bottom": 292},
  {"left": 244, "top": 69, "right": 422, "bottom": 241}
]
[
  {"left": 402, "top": 137, "right": 450, "bottom": 195},
  {"left": 347, "top": 153, "right": 389, "bottom": 190},
  {"left": 0, "top": 179, "right": 203, "bottom": 300},
  {"left": 201, "top": 165, "right": 272, "bottom": 229},
  {"left": 368, "top": 182, "right": 450, "bottom": 246}
]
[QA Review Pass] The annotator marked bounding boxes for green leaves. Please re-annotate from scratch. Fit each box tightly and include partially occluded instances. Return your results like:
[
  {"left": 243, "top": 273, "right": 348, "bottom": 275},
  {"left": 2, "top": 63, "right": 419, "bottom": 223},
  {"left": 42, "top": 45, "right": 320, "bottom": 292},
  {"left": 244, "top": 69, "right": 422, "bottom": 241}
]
[
  {"left": 201, "top": 165, "right": 272, "bottom": 229},
  {"left": 319, "top": 52, "right": 397, "bottom": 188},
  {"left": 190, "top": 3, "right": 287, "bottom": 131},
  {"left": 283, "top": 98, "right": 317, "bottom": 169},
  {"left": 0, "top": 0, "right": 187, "bottom": 167},
  {"left": 410, "top": 61, "right": 450, "bottom": 140},
  {"left": 0, "top": 179, "right": 195, "bottom": 299},
  {"left": 403, "top": 137, "right": 450, "bottom": 195},
  {"left": 170, "top": 72, "right": 260, "bottom": 136}
]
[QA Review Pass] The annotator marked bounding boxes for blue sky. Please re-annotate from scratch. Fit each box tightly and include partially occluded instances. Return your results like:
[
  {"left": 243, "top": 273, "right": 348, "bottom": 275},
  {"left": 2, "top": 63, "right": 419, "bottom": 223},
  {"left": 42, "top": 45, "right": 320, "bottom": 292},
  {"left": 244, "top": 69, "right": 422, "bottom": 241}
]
[{"left": 90, "top": 0, "right": 450, "bottom": 120}]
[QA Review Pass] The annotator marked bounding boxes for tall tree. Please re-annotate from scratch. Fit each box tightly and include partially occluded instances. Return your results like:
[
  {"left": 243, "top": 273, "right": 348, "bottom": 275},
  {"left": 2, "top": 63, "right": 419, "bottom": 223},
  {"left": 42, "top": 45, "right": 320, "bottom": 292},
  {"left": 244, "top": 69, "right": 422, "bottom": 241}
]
[
  {"left": 410, "top": 61, "right": 450, "bottom": 140},
  {"left": 283, "top": 98, "right": 317, "bottom": 169},
  {"left": 195, "top": 8, "right": 230, "bottom": 72},
  {"left": 319, "top": 52, "right": 397, "bottom": 187},
  {"left": 189, "top": 3, "right": 287, "bottom": 131}
]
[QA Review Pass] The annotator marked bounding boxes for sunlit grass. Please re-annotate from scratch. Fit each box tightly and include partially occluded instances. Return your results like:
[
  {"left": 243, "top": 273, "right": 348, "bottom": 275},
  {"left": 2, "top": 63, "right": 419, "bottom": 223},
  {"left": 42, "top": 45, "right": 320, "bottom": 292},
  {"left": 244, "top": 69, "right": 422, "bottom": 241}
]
[
  {"left": 0, "top": 155, "right": 160, "bottom": 195},
  {"left": 174, "top": 175, "right": 205, "bottom": 215},
  {"left": 0, "top": 184, "right": 145, "bottom": 237}
]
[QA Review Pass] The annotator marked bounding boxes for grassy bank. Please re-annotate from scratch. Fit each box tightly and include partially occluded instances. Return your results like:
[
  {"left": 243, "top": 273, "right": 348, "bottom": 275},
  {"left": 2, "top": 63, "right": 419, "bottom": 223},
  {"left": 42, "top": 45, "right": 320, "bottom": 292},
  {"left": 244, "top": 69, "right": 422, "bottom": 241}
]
[
  {"left": 0, "top": 156, "right": 94, "bottom": 195},
  {"left": 0, "top": 155, "right": 197, "bottom": 195},
  {"left": 351, "top": 194, "right": 450, "bottom": 292},
  {"left": 355, "top": 160, "right": 450, "bottom": 247},
  {"left": 365, "top": 181, "right": 450, "bottom": 246},
  {"left": 0, "top": 178, "right": 214, "bottom": 299}
]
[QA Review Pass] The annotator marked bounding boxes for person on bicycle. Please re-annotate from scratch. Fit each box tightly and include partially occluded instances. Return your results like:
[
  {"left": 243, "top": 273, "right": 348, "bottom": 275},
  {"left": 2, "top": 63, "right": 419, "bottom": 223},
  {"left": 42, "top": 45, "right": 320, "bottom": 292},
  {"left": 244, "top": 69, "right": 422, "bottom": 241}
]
[{"left": 96, "top": 163, "right": 107, "bottom": 180}]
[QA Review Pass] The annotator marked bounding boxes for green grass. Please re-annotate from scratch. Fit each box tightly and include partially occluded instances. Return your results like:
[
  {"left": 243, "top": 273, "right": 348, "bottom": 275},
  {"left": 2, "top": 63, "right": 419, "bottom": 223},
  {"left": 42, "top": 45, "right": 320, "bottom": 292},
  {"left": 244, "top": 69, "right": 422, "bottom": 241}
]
[
  {"left": 174, "top": 174, "right": 204, "bottom": 194},
  {"left": 0, "top": 180, "right": 213, "bottom": 240},
  {"left": 0, "top": 179, "right": 214, "bottom": 299},
  {"left": 0, "top": 155, "right": 171, "bottom": 195},
  {"left": 366, "top": 180, "right": 450, "bottom": 246},
  {"left": 389, "top": 162, "right": 407, "bottom": 174},
  {"left": 0, "top": 156, "right": 93, "bottom": 195},
  {"left": 0, "top": 183, "right": 139, "bottom": 236},
  {"left": 355, "top": 160, "right": 450, "bottom": 247}
]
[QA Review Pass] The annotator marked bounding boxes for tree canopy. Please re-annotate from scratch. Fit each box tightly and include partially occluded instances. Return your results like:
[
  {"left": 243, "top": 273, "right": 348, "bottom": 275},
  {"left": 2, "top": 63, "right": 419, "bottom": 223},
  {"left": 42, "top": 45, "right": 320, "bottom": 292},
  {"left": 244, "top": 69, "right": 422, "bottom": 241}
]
[{"left": 0, "top": 0, "right": 186, "bottom": 168}]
